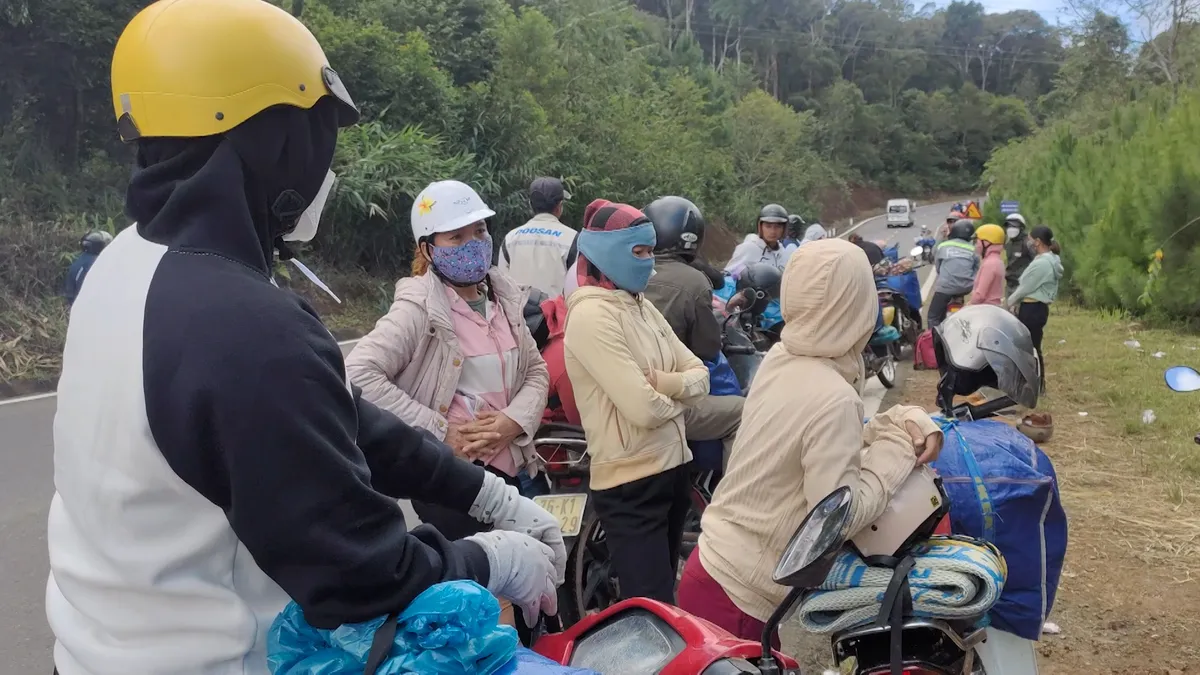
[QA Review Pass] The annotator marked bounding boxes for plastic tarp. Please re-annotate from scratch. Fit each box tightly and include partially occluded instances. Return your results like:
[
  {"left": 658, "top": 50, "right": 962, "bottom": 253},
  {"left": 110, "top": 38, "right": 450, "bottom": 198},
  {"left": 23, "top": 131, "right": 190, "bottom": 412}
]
[
  {"left": 268, "top": 580, "right": 597, "bottom": 675},
  {"left": 881, "top": 244, "right": 923, "bottom": 311},
  {"left": 931, "top": 419, "right": 1068, "bottom": 640}
]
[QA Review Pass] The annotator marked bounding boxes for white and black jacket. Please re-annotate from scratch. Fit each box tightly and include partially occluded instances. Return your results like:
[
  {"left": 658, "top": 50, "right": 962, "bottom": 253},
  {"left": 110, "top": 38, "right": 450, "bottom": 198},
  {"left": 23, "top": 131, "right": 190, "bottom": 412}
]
[{"left": 48, "top": 126, "right": 489, "bottom": 675}]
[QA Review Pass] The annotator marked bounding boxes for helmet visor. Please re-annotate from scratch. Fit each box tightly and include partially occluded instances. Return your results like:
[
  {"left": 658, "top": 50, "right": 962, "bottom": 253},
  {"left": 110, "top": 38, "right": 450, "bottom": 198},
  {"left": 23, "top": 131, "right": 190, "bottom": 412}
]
[
  {"left": 979, "top": 325, "right": 1040, "bottom": 408},
  {"left": 322, "top": 66, "right": 360, "bottom": 127}
]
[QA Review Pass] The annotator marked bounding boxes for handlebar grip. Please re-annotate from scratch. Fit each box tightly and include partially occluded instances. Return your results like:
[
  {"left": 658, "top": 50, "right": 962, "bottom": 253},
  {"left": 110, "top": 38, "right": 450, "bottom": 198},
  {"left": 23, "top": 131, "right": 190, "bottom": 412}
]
[{"left": 723, "top": 345, "right": 758, "bottom": 355}]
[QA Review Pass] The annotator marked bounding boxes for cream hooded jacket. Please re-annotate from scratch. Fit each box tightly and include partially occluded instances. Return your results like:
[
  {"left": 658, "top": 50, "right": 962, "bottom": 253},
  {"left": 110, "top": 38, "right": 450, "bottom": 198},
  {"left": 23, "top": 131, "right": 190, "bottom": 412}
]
[
  {"left": 564, "top": 286, "right": 710, "bottom": 491},
  {"left": 697, "top": 239, "right": 942, "bottom": 622}
]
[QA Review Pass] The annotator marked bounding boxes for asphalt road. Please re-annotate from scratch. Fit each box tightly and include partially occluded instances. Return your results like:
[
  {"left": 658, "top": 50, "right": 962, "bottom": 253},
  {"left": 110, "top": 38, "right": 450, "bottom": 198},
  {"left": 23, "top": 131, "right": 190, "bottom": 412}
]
[{"left": 0, "top": 200, "right": 962, "bottom": 672}]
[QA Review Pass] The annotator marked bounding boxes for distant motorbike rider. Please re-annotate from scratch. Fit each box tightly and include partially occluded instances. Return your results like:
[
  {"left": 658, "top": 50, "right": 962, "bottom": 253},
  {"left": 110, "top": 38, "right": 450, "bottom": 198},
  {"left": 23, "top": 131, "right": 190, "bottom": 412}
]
[
  {"left": 969, "top": 223, "right": 1006, "bottom": 307},
  {"left": 725, "top": 203, "right": 791, "bottom": 275},
  {"left": 848, "top": 233, "right": 885, "bottom": 268},
  {"left": 1003, "top": 213, "right": 1030, "bottom": 295},
  {"left": 782, "top": 213, "right": 806, "bottom": 248},
  {"left": 64, "top": 230, "right": 113, "bottom": 306},
  {"left": 929, "top": 219, "right": 980, "bottom": 329},
  {"left": 47, "top": 2, "right": 563, "bottom": 673},
  {"left": 643, "top": 196, "right": 744, "bottom": 459}
]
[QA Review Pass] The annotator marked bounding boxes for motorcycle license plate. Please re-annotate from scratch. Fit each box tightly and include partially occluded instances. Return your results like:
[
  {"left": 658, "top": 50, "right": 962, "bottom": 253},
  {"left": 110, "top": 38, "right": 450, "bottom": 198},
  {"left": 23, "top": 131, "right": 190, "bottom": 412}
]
[{"left": 534, "top": 493, "right": 588, "bottom": 538}]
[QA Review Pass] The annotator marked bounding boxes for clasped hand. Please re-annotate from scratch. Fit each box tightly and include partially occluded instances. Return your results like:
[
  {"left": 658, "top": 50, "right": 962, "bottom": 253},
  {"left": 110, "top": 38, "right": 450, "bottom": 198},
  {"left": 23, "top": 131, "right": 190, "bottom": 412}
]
[{"left": 446, "top": 411, "right": 523, "bottom": 461}]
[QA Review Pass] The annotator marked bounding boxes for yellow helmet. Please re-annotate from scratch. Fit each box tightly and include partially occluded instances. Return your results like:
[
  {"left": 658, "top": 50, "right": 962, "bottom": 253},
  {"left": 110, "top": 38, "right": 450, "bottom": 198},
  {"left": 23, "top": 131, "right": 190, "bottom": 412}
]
[
  {"left": 111, "top": 0, "right": 359, "bottom": 142},
  {"left": 975, "top": 223, "right": 1006, "bottom": 246}
]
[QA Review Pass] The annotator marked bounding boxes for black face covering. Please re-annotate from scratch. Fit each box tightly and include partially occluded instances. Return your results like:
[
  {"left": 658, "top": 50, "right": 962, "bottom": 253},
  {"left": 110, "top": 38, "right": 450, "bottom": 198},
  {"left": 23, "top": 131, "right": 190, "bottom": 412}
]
[{"left": 128, "top": 99, "right": 339, "bottom": 274}]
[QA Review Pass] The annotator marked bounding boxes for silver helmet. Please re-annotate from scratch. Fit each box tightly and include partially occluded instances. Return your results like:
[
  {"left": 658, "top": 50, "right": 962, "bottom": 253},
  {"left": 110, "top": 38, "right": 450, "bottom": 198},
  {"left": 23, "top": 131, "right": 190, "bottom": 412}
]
[{"left": 935, "top": 304, "right": 1040, "bottom": 408}]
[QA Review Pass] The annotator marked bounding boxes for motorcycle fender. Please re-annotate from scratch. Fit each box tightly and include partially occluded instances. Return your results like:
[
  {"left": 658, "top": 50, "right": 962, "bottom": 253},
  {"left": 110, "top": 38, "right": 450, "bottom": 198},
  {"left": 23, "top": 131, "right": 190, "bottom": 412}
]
[{"left": 974, "top": 628, "right": 1039, "bottom": 675}]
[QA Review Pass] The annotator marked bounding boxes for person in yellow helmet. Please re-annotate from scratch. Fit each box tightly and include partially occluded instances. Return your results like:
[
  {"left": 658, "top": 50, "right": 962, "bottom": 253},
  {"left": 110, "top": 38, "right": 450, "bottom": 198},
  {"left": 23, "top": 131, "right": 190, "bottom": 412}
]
[
  {"left": 46, "top": 2, "right": 563, "bottom": 673},
  {"left": 969, "top": 223, "right": 1007, "bottom": 306}
]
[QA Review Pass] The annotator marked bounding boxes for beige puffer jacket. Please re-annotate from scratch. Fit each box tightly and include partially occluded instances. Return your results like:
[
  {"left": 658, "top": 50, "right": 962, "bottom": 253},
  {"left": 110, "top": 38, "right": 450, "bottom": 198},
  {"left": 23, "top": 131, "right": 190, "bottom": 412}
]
[
  {"left": 697, "top": 238, "right": 942, "bottom": 621},
  {"left": 345, "top": 269, "right": 548, "bottom": 474}
]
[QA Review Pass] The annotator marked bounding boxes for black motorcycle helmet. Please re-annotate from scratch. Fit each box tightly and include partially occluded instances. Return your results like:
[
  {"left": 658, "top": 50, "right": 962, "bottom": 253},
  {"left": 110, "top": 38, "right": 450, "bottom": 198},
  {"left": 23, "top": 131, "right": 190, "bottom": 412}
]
[
  {"left": 758, "top": 203, "right": 789, "bottom": 225},
  {"left": 736, "top": 263, "right": 783, "bottom": 316},
  {"left": 948, "top": 219, "right": 976, "bottom": 242},
  {"left": 81, "top": 230, "right": 113, "bottom": 255},
  {"left": 787, "top": 213, "right": 806, "bottom": 238},
  {"left": 644, "top": 196, "right": 705, "bottom": 261}
]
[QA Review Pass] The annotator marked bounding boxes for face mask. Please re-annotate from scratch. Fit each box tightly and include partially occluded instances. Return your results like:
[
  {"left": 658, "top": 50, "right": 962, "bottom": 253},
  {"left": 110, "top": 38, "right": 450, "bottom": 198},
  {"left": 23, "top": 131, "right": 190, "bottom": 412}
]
[
  {"left": 284, "top": 170, "right": 336, "bottom": 243},
  {"left": 577, "top": 223, "right": 657, "bottom": 293},
  {"left": 1006, "top": 226, "right": 1021, "bottom": 241},
  {"left": 429, "top": 235, "right": 492, "bottom": 286}
]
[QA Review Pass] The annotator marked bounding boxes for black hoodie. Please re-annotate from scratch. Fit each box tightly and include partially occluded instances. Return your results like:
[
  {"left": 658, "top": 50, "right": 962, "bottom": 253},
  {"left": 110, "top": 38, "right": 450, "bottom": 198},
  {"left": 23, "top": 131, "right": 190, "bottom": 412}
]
[{"left": 48, "top": 101, "right": 488, "bottom": 674}]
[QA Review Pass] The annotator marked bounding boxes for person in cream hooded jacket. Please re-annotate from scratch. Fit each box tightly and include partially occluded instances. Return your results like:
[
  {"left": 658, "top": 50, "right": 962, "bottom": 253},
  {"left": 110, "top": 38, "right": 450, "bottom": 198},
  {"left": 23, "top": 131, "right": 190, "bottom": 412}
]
[
  {"left": 565, "top": 199, "right": 711, "bottom": 605},
  {"left": 677, "top": 238, "right": 943, "bottom": 642}
]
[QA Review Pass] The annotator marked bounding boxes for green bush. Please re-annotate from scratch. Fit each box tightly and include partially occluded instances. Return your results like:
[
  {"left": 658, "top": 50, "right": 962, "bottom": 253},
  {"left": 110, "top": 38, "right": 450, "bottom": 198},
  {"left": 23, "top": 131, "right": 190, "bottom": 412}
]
[{"left": 987, "top": 88, "right": 1200, "bottom": 319}]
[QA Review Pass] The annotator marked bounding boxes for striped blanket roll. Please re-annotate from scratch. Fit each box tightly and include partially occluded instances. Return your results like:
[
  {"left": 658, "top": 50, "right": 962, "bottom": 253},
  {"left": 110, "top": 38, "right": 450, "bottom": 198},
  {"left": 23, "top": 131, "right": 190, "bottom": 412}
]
[{"left": 796, "top": 537, "right": 1007, "bottom": 635}]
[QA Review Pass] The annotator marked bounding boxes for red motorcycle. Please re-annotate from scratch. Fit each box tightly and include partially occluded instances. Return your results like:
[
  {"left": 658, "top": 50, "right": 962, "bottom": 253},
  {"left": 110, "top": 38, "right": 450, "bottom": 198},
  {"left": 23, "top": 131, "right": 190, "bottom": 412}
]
[{"left": 531, "top": 487, "right": 857, "bottom": 675}]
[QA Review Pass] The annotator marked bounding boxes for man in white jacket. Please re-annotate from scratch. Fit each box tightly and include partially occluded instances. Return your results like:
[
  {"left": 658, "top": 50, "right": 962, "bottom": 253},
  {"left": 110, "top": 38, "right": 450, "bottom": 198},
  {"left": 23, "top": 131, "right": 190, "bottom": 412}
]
[
  {"left": 724, "top": 203, "right": 792, "bottom": 276},
  {"left": 498, "top": 177, "right": 577, "bottom": 296}
]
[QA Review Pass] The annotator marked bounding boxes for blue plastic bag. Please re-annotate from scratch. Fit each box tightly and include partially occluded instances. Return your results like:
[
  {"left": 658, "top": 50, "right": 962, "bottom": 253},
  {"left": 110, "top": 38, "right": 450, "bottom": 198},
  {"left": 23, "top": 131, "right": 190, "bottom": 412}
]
[
  {"left": 269, "top": 580, "right": 521, "bottom": 675},
  {"left": 931, "top": 420, "right": 1068, "bottom": 640},
  {"left": 689, "top": 353, "right": 742, "bottom": 471},
  {"left": 495, "top": 648, "right": 601, "bottom": 675}
]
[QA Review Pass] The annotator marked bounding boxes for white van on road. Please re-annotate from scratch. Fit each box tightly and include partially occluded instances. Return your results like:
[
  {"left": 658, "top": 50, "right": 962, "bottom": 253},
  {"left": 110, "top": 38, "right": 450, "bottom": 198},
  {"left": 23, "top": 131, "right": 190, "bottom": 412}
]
[{"left": 885, "top": 199, "right": 917, "bottom": 228}]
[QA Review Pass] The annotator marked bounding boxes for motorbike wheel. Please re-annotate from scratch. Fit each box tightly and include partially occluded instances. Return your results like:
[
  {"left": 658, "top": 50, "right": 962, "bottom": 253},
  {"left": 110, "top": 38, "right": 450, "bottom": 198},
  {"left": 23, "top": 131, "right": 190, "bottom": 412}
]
[
  {"left": 876, "top": 349, "right": 898, "bottom": 389},
  {"left": 562, "top": 512, "right": 618, "bottom": 627}
]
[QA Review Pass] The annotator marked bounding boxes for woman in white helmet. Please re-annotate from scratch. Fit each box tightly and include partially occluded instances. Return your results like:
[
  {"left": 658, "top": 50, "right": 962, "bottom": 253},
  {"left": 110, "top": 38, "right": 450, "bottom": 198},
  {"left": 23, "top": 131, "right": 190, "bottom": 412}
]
[{"left": 346, "top": 180, "right": 552, "bottom": 623}]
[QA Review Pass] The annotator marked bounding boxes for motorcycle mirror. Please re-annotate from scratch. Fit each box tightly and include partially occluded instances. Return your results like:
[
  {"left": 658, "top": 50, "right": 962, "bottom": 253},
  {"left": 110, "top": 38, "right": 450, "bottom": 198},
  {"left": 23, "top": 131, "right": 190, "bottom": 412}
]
[
  {"left": 772, "top": 485, "right": 853, "bottom": 587},
  {"left": 909, "top": 246, "right": 924, "bottom": 258},
  {"left": 1165, "top": 365, "right": 1200, "bottom": 392},
  {"left": 755, "top": 486, "right": 853, "bottom": 675}
]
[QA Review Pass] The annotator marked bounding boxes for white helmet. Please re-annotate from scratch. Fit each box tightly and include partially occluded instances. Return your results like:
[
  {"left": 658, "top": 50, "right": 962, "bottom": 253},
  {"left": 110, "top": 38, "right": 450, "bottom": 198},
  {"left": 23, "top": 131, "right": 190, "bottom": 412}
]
[
  {"left": 410, "top": 180, "right": 495, "bottom": 242},
  {"left": 1004, "top": 213, "right": 1026, "bottom": 227},
  {"left": 851, "top": 466, "right": 948, "bottom": 559}
]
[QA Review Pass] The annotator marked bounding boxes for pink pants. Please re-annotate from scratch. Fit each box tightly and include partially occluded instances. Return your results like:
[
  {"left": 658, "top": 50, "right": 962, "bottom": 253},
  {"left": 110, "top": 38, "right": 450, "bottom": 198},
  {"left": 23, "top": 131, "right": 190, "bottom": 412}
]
[{"left": 676, "top": 548, "right": 781, "bottom": 649}]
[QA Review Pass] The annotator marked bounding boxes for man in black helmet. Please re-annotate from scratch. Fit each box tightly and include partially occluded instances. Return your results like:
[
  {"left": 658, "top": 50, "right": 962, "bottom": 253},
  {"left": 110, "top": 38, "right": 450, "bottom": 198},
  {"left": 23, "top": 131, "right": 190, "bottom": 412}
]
[
  {"left": 644, "top": 196, "right": 722, "bottom": 362},
  {"left": 929, "top": 219, "right": 981, "bottom": 329},
  {"left": 725, "top": 203, "right": 791, "bottom": 274},
  {"left": 643, "top": 196, "right": 743, "bottom": 463}
]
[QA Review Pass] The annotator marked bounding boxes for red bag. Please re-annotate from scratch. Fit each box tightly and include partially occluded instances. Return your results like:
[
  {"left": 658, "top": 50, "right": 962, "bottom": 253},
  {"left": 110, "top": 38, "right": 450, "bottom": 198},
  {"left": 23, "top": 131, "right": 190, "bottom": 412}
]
[{"left": 913, "top": 329, "right": 937, "bottom": 370}]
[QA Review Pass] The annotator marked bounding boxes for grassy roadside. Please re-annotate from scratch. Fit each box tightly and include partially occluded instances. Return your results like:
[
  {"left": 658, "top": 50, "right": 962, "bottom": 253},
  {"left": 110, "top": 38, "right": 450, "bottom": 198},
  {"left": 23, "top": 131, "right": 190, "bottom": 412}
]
[{"left": 909, "top": 305, "right": 1200, "bottom": 673}]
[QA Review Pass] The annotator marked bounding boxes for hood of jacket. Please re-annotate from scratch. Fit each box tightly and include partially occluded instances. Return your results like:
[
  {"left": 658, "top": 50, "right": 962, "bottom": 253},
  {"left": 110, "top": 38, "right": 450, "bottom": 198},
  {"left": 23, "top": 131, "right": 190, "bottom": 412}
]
[
  {"left": 801, "top": 224, "right": 827, "bottom": 243},
  {"left": 542, "top": 294, "right": 569, "bottom": 339},
  {"left": 1043, "top": 251, "right": 1064, "bottom": 278},
  {"left": 127, "top": 101, "right": 339, "bottom": 277},
  {"left": 778, "top": 239, "right": 876, "bottom": 383}
]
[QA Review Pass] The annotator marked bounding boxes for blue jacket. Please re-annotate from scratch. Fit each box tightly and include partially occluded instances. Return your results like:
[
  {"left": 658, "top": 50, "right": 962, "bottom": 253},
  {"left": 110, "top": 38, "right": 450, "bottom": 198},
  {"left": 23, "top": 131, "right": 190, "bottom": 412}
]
[{"left": 64, "top": 252, "right": 99, "bottom": 305}]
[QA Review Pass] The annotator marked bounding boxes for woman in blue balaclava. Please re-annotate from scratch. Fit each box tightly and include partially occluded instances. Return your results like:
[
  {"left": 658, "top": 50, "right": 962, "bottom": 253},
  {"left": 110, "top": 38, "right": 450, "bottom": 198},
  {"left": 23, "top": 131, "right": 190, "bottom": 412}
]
[{"left": 563, "top": 199, "right": 711, "bottom": 604}]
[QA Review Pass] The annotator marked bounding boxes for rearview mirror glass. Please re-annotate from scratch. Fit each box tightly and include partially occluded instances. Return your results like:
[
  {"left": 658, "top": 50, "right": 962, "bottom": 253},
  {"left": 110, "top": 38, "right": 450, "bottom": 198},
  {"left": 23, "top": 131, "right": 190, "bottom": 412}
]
[
  {"left": 1165, "top": 366, "right": 1200, "bottom": 392},
  {"left": 910, "top": 246, "right": 924, "bottom": 258},
  {"left": 772, "top": 485, "right": 853, "bottom": 587}
]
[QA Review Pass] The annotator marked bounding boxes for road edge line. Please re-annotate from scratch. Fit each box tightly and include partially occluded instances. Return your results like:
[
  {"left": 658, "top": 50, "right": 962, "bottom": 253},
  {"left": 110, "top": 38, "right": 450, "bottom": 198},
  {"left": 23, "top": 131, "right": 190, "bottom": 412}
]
[{"left": 0, "top": 339, "right": 362, "bottom": 407}]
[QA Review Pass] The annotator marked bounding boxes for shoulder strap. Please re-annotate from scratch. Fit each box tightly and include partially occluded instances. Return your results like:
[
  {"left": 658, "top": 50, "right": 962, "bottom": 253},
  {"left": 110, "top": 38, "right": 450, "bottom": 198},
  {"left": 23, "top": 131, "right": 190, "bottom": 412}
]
[
  {"left": 362, "top": 611, "right": 400, "bottom": 675},
  {"left": 565, "top": 231, "right": 579, "bottom": 268},
  {"left": 500, "top": 234, "right": 511, "bottom": 266}
]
